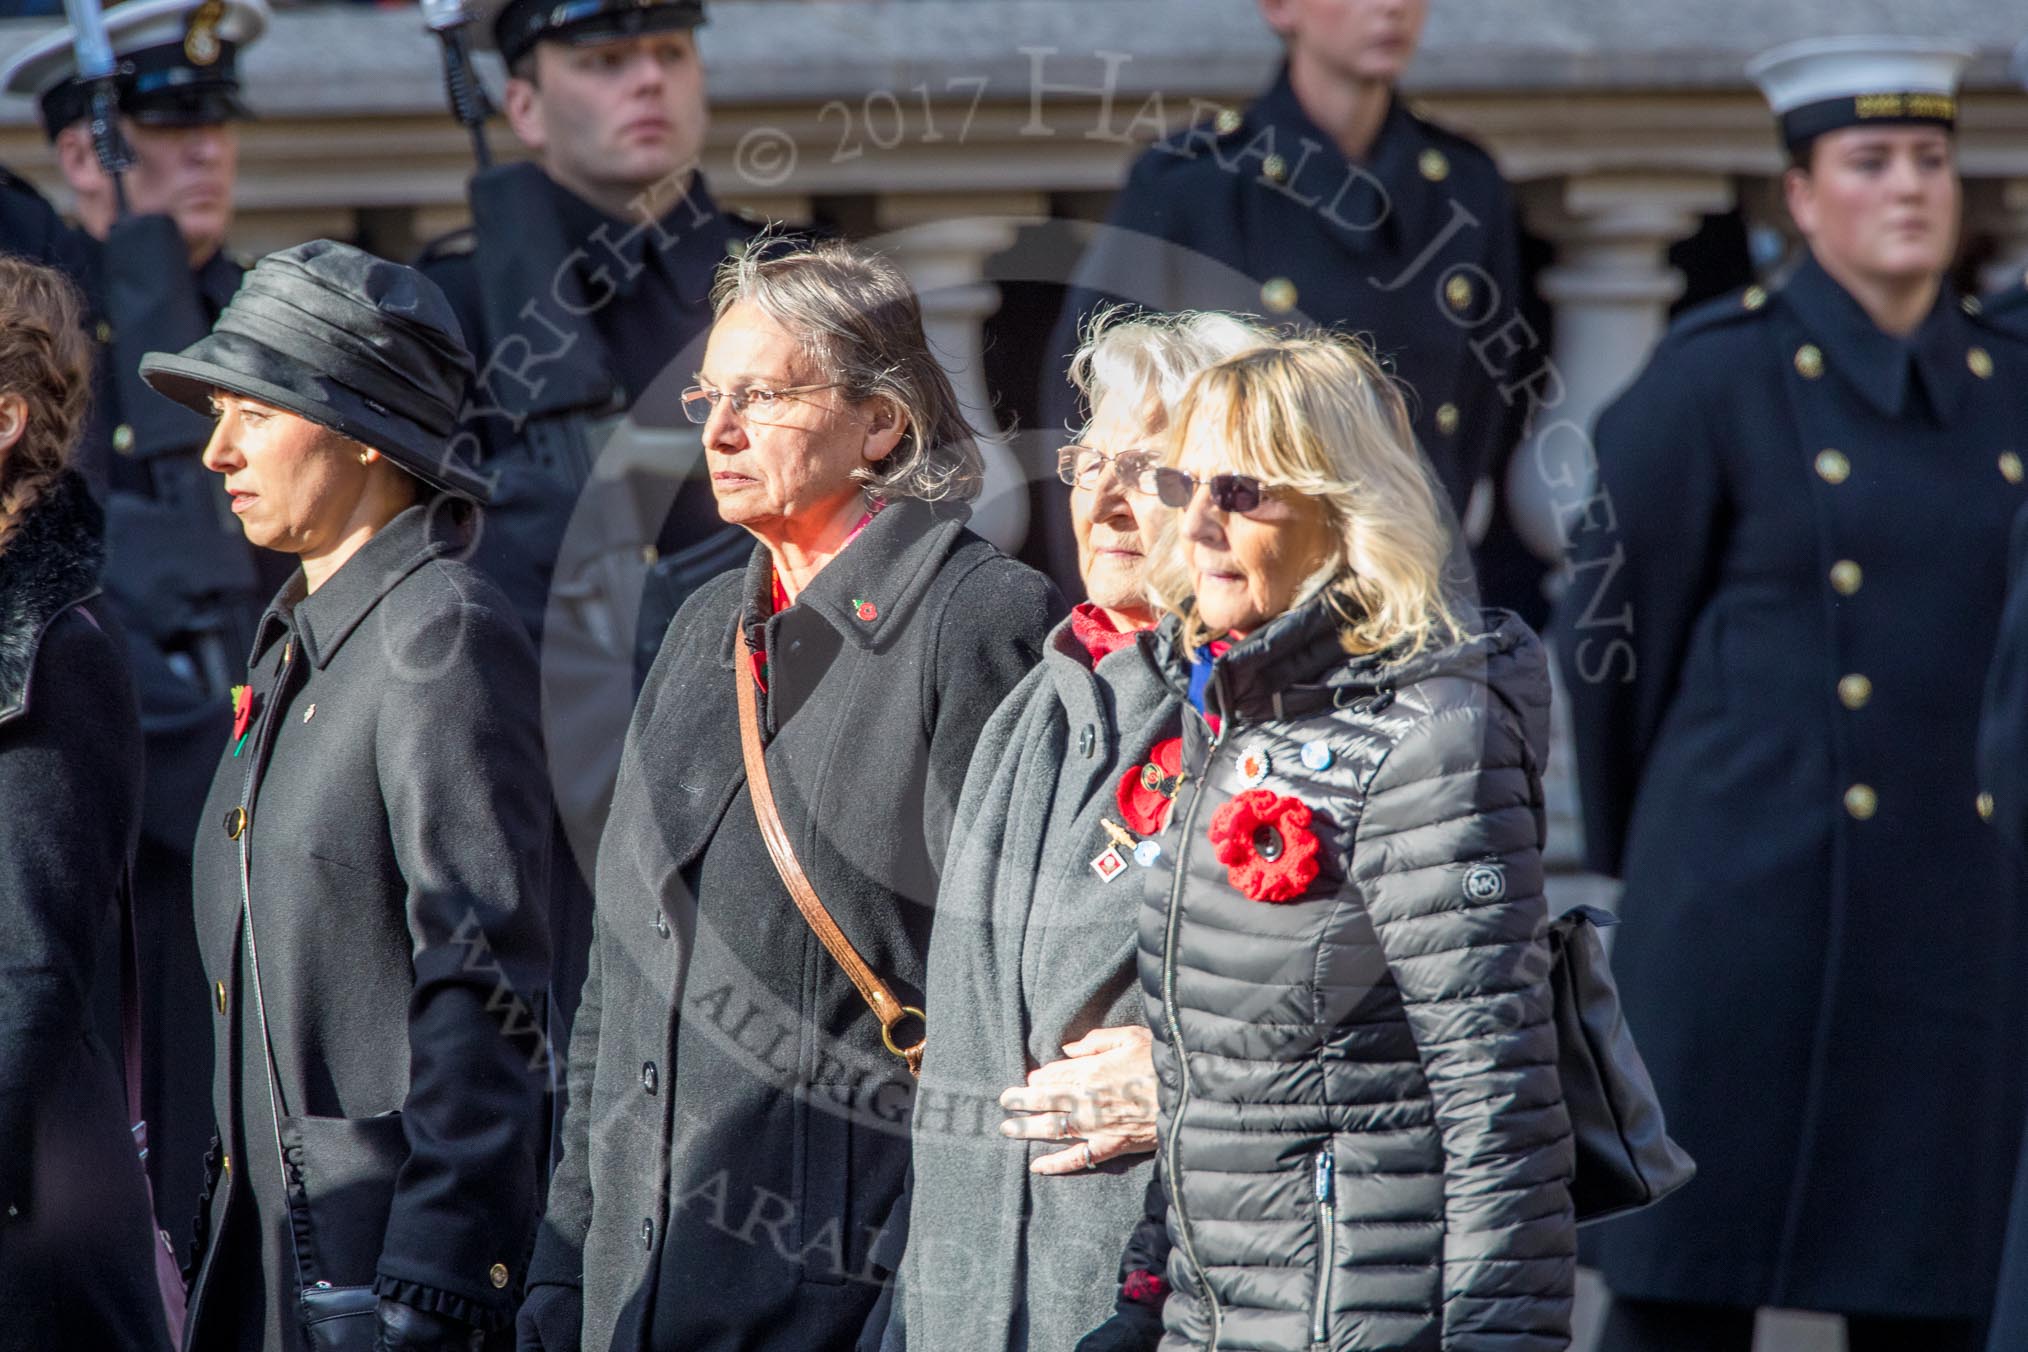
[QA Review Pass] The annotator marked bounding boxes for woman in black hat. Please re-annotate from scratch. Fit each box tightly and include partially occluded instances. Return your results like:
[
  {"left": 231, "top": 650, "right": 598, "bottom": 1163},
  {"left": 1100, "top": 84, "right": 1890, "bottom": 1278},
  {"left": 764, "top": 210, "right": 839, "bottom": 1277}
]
[{"left": 142, "top": 240, "right": 552, "bottom": 1352}]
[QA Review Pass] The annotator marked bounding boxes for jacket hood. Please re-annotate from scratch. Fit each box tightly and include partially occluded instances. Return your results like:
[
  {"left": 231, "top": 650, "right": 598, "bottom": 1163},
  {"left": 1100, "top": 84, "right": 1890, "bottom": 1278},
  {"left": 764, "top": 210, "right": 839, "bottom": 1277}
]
[
  {"left": 0, "top": 470, "right": 105, "bottom": 725},
  {"left": 1153, "top": 592, "right": 1551, "bottom": 763}
]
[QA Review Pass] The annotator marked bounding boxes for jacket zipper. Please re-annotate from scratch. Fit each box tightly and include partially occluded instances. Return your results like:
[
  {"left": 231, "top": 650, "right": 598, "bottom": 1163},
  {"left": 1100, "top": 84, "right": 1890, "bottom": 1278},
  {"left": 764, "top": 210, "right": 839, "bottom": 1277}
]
[
  {"left": 1311, "top": 1148, "right": 1335, "bottom": 1346},
  {"left": 1162, "top": 679, "right": 1228, "bottom": 1346}
]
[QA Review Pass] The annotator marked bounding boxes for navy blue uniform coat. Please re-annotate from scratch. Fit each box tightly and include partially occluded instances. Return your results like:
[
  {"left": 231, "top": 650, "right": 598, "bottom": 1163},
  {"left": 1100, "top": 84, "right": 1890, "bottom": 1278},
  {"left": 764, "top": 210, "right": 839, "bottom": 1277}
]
[{"left": 1556, "top": 255, "right": 2028, "bottom": 1318}]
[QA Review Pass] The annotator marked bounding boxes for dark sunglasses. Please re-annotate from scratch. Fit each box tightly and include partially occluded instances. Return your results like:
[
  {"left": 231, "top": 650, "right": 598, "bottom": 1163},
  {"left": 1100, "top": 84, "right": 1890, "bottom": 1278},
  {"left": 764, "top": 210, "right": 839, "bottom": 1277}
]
[{"left": 1149, "top": 467, "right": 1279, "bottom": 514}]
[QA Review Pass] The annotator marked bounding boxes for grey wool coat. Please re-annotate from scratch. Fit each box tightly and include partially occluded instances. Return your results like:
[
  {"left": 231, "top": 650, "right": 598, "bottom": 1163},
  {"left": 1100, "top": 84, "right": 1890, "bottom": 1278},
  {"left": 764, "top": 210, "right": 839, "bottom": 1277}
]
[
  {"left": 899, "top": 615, "right": 1180, "bottom": 1351},
  {"left": 184, "top": 504, "right": 553, "bottom": 1351},
  {"left": 0, "top": 471, "right": 170, "bottom": 1352},
  {"left": 518, "top": 496, "right": 1059, "bottom": 1352}
]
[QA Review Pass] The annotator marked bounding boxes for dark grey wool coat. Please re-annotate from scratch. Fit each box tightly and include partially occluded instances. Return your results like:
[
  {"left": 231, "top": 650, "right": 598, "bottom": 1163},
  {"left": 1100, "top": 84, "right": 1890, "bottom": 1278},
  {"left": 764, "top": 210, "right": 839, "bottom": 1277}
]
[
  {"left": 1142, "top": 601, "right": 1575, "bottom": 1352},
  {"left": 183, "top": 504, "right": 552, "bottom": 1351},
  {"left": 0, "top": 471, "right": 170, "bottom": 1352},
  {"left": 518, "top": 497, "right": 1059, "bottom": 1352},
  {"left": 899, "top": 616, "right": 1179, "bottom": 1351}
]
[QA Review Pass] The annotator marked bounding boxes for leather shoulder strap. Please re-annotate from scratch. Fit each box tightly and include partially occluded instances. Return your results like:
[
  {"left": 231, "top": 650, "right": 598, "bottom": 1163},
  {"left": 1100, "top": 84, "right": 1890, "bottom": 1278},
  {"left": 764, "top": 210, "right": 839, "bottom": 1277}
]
[{"left": 735, "top": 626, "right": 924, "bottom": 1076}]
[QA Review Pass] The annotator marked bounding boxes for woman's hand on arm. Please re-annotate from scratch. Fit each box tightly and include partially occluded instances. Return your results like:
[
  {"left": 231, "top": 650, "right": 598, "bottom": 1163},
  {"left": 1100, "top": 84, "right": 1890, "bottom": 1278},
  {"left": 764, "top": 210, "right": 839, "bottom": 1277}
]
[{"left": 997, "top": 1025, "right": 1159, "bottom": 1173}]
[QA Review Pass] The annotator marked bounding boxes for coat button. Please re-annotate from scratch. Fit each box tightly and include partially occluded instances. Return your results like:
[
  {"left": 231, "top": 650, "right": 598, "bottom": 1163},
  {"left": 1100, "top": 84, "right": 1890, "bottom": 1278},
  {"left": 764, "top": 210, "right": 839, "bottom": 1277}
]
[
  {"left": 1828, "top": 560, "right": 1862, "bottom": 596},
  {"left": 1844, "top": 784, "right": 1878, "bottom": 821},
  {"left": 1969, "top": 346, "right": 1994, "bottom": 380},
  {"left": 652, "top": 909, "right": 669, "bottom": 938},
  {"left": 1963, "top": 294, "right": 1984, "bottom": 317},
  {"left": 224, "top": 806, "right": 248, "bottom": 839},
  {"left": 1260, "top": 277, "right": 1297, "bottom": 314},
  {"left": 1435, "top": 403, "right": 1460, "bottom": 436},
  {"left": 641, "top": 1061, "right": 658, "bottom": 1094},
  {"left": 1814, "top": 449, "right": 1850, "bottom": 484},
  {"left": 214, "top": 980, "right": 228, "bottom": 1015},
  {"left": 489, "top": 1262, "right": 509, "bottom": 1289},
  {"left": 94, "top": 319, "right": 112, "bottom": 343},
  {"left": 640, "top": 1218, "right": 655, "bottom": 1251},
  {"left": 1795, "top": 344, "right": 1824, "bottom": 379},
  {"left": 2001, "top": 453, "right": 2024, "bottom": 485},
  {"left": 1445, "top": 274, "right": 1474, "bottom": 313},
  {"left": 1978, "top": 792, "right": 1996, "bottom": 822},
  {"left": 1742, "top": 285, "right": 1768, "bottom": 312},
  {"left": 1078, "top": 724, "right": 1097, "bottom": 758},
  {"left": 1837, "top": 674, "right": 1872, "bottom": 710},
  {"left": 1260, "top": 152, "right": 1287, "bottom": 183},
  {"left": 112, "top": 423, "right": 134, "bottom": 454},
  {"left": 1418, "top": 147, "right": 1450, "bottom": 182},
  {"left": 1214, "top": 107, "right": 1243, "bottom": 135}
]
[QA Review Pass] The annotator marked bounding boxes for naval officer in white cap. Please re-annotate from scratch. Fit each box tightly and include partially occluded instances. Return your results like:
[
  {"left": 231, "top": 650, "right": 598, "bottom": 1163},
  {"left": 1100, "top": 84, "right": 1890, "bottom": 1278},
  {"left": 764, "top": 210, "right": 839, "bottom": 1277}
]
[{"left": 1556, "top": 35, "right": 2028, "bottom": 1352}]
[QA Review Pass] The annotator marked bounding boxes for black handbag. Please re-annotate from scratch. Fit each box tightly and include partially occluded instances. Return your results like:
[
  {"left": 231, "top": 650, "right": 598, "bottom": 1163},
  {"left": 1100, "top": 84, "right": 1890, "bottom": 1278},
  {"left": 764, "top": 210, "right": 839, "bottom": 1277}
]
[{"left": 1549, "top": 905, "right": 1696, "bottom": 1224}]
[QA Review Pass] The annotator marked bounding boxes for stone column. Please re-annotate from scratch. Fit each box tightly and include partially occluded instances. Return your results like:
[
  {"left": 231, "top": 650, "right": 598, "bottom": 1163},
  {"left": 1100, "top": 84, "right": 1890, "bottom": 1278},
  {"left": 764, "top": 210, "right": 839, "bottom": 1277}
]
[
  {"left": 1506, "top": 172, "right": 1736, "bottom": 565},
  {"left": 874, "top": 194, "right": 1048, "bottom": 555}
]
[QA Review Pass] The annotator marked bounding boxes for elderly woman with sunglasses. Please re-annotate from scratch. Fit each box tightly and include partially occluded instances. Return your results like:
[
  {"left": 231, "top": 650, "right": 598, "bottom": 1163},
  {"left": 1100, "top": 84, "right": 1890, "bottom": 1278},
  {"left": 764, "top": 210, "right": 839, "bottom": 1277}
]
[
  {"left": 1125, "top": 334, "right": 1575, "bottom": 1352},
  {"left": 520, "top": 239, "right": 1059, "bottom": 1352},
  {"left": 893, "top": 309, "right": 1268, "bottom": 1352}
]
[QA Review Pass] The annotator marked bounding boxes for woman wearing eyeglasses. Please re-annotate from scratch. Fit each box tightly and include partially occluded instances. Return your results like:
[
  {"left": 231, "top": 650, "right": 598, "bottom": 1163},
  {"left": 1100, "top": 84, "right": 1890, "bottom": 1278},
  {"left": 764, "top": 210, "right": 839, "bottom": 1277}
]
[
  {"left": 1128, "top": 334, "right": 1575, "bottom": 1352},
  {"left": 519, "top": 239, "right": 1059, "bottom": 1352},
  {"left": 893, "top": 309, "right": 1268, "bottom": 1352}
]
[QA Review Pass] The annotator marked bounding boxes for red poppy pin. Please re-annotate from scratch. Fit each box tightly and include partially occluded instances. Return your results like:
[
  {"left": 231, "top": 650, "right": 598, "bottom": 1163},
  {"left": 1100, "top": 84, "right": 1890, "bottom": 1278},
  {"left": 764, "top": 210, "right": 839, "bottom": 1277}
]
[
  {"left": 1117, "top": 736, "right": 1185, "bottom": 836},
  {"left": 1208, "top": 789, "right": 1322, "bottom": 903},
  {"left": 229, "top": 684, "right": 255, "bottom": 758}
]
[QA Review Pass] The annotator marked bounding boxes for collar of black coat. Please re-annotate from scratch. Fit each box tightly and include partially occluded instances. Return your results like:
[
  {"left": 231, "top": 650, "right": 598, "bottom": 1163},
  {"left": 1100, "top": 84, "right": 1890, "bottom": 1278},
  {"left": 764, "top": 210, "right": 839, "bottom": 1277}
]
[
  {"left": 0, "top": 471, "right": 106, "bottom": 725},
  {"left": 249, "top": 503, "right": 459, "bottom": 669},
  {"left": 1778, "top": 251, "right": 1977, "bottom": 421},
  {"left": 547, "top": 168, "right": 733, "bottom": 307},
  {"left": 1150, "top": 589, "right": 1537, "bottom": 725},
  {"left": 725, "top": 495, "right": 972, "bottom": 664},
  {"left": 1238, "top": 65, "right": 1422, "bottom": 253}
]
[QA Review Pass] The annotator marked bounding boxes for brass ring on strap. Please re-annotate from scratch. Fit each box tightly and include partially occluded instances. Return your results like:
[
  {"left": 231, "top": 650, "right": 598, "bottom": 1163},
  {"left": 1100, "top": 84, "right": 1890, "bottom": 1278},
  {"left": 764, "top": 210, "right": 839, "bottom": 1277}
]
[{"left": 882, "top": 1006, "right": 928, "bottom": 1058}]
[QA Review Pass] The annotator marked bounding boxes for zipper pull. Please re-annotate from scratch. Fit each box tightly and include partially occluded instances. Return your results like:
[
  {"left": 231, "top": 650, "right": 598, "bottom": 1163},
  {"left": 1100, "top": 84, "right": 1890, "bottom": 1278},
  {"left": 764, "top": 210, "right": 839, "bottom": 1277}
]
[{"left": 1314, "top": 1149, "right": 1333, "bottom": 1203}]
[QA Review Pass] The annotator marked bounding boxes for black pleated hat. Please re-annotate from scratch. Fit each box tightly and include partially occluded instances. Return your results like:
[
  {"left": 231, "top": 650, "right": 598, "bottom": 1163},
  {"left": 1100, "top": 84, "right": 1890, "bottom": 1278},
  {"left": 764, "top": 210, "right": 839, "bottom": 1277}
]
[{"left": 141, "top": 240, "right": 490, "bottom": 502}]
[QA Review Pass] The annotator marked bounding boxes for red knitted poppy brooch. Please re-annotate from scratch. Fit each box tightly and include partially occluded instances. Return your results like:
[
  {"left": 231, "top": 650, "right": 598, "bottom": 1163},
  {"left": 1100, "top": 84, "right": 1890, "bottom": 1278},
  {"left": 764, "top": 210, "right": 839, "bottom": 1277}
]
[
  {"left": 1208, "top": 789, "right": 1322, "bottom": 902},
  {"left": 1117, "top": 737, "right": 1185, "bottom": 836},
  {"left": 229, "top": 684, "right": 255, "bottom": 758}
]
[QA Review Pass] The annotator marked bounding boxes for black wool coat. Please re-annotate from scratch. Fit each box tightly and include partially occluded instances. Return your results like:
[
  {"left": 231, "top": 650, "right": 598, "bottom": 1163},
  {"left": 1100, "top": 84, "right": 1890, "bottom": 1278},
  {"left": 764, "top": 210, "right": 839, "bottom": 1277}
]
[
  {"left": 520, "top": 497, "right": 1060, "bottom": 1352},
  {"left": 1555, "top": 255, "right": 2028, "bottom": 1318},
  {"left": 0, "top": 472, "right": 169, "bottom": 1352},
  {"left": 183, "top": 505, "right": 552, "bottom": 1351}
]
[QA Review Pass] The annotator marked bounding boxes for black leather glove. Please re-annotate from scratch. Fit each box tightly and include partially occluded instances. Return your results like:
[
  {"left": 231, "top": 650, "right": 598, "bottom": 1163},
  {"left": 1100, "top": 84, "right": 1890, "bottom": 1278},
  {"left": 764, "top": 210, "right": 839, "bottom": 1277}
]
[
  {"left": 1072, "top": 1294, "right": 1164, "bottom": 1352},
  {"left": 374, "top": 1297, "right": 483, "bottom": 1352}
]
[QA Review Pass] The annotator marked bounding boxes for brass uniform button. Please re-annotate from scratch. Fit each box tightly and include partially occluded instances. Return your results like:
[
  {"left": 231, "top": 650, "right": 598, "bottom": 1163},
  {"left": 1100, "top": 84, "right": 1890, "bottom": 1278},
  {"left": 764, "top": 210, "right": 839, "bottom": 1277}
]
[
  {"left": 1213, "top": 107, "right": 1243, "bottom": 136},
  {"left": 489, "top": 1262, "right": 510, "bottom": 1289},
  {"left": 1418, "top": 148, "right": 1449, "bottom": 182},
  {"left": 1969, "top": 347, "right": 1994, "bottom": 380},
  {"left": 1260, "top": 277, "right": 1297, "bottom": 314},
  {"left": 224, "top": 806, "right": 248, "bottom": 840},
  {"left": 1962, "top": 295, "right": 1984, "bottom": 317},
  {"left": 94, "top": 319, "right": 112, "bottom": 343},
  {"left": 112, "top": 423, "right": 135, "bottom": 454},
  {"left": 1837, "top": 674, "right": 1872, "bottom": 710},
  {"left": 1977, "top": 791, "right": 1996, "bottom": 822},
  {"left": 1829, "top": 560, "right": 1863, "bottom": 596},
  {"left": 1794, "top": 345, "right": 1824, "bottom": 380},
  {"left": 1435, "top": 403, "right": 1460, "bottom": 436},
  {"left": 214, "top": 980, "right": 228, "bottom": 1014},
  {"left": 640, "top": 544, "right": 659, "bottom": 565},
  {"left": 2001, "top": 452, "right": 2024, "bottom": 485},
  {"left": 1742, "top": 285, "right": 1768, "bottom": 312},
  {"left": 1444, "top": 275, "right": 1474, "bottom": 312},
  {"left": 1260, "top": 153, "right": 1287, "bottom": 183},
  {"left": 1844, "top": 784, "right": 1878, "bottom": 820},
  {"left": 1814, "top": 449, "right": 1850, "bottom": 484}
]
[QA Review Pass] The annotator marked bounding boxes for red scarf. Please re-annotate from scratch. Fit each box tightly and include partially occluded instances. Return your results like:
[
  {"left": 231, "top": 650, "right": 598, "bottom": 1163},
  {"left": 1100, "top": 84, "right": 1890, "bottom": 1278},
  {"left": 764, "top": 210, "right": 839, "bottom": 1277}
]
[{"left": 1068, "top": 602, "right": 1146, "bottom": 664}]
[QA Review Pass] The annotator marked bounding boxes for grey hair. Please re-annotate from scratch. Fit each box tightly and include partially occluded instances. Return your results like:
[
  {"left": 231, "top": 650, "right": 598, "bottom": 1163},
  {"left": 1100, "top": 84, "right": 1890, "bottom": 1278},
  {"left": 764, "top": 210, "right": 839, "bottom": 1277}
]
[
  {"left": 1067, "top": 306, "right": 1277, "bottom": 437},
  {"left": 710, "top": 232, "right": 982, "bottom": 503}
]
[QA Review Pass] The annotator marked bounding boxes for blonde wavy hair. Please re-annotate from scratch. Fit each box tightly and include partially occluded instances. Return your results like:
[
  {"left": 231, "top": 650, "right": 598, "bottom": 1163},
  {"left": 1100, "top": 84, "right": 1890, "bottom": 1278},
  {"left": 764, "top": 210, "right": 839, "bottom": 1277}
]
[
  {"left": 1144, "top": 332, "right": 1469, "bottom": 660},
  {"left": 1066, "top": 305, "right": 1277, "bottom": 439}
]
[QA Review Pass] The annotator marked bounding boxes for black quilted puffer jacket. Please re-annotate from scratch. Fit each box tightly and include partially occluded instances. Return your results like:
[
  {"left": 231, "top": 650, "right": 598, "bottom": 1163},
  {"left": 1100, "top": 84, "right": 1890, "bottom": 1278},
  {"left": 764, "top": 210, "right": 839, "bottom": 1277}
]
[{"left": 1138, "top": 597, "right": 1575, "bottom": 1351}]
